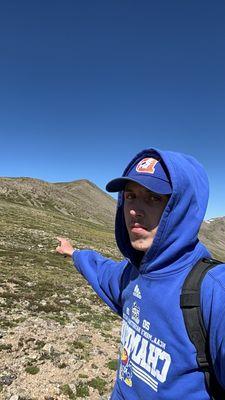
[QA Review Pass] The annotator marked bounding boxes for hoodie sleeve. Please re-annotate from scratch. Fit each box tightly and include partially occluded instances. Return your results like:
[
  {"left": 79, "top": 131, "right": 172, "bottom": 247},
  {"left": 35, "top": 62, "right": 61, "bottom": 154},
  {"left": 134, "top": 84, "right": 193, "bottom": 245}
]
[
  {"left": 201, "top": 264, "right": 225, "bottom": 389},
  {"left": 72, "top": 249, "right": 128, "bottom": 316}
]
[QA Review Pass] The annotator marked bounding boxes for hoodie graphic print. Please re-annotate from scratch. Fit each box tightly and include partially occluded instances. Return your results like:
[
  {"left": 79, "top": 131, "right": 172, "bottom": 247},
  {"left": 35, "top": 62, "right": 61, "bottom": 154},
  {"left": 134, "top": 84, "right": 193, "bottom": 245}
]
[{"left": 72, "top": 148, "right": 225, "bottom": 400}]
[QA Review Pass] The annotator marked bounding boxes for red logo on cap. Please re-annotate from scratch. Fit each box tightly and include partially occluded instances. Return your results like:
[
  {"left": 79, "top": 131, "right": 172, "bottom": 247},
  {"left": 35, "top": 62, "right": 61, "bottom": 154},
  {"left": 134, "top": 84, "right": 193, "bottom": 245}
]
[{"left": 136, "top": 158, "right": 159, "bottom": 174}]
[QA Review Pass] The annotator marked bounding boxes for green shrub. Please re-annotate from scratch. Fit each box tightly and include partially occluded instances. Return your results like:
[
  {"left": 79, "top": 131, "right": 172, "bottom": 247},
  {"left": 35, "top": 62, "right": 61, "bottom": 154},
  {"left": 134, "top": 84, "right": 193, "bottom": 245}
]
[
  {"left": 60, "top": 384, "right": 76, "bottom": 399},
  {"left": 25, "top": 366, "right": 40, "bottom": 375},
  {"left": 88, "top": 377, "right": 107, "bottom": 395},
  {"left": 76, "top": 382, "right": 90, "bottom": 397},
  {"left": 107, "top": 359, "right": 118, "bottom": 371},
  {"left": 58, "top": 362, "right": 68, "bottom": 369},
  {"left": 0, "top": 343, "right": 12, "bottom": 351}
]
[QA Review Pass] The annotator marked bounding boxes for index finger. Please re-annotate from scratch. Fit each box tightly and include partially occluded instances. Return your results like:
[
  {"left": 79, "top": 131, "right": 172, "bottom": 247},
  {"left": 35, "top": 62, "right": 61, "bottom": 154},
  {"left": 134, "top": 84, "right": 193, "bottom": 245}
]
[{"left": 56, "top": 237, "right": 66, "bottom": 243}]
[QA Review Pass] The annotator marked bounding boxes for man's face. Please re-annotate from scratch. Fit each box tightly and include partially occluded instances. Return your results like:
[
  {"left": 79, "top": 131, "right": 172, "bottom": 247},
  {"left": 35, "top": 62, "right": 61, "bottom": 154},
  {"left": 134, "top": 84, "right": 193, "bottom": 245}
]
[{"left": 123, "top": 181, "right": 170, "bottom": 253}]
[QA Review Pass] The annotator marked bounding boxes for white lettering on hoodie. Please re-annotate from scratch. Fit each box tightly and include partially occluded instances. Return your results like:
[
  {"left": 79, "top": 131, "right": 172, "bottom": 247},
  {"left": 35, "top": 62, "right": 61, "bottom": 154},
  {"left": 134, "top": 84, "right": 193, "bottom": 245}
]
[{"left": 120, "top": 315, "right": 171, "bottom": 390}]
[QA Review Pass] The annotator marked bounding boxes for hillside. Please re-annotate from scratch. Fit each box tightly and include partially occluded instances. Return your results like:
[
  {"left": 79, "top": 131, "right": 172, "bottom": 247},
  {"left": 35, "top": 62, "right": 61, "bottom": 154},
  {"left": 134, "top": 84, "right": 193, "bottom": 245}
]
[
  {"left": 0, "top": 177, "right": 116, "bottom": 228},
  {"left": 199, "top": 216, "right": 225, "bottom": 261},
  {"left": 0, "top": 177, "right": 120, "bottom": 400}
]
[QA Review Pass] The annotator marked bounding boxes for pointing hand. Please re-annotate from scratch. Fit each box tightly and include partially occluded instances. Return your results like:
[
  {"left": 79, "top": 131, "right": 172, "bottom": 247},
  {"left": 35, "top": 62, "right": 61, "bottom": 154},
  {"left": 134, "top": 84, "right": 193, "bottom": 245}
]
[{"left": 56, "top": 237, "right": 75, "bottom": 257}]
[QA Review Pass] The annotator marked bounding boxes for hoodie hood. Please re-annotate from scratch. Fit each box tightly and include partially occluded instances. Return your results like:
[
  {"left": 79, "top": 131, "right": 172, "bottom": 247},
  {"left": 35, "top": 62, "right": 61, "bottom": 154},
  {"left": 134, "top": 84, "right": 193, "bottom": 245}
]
[{"left": 110, "top": 148, "right": 211, "bottom": 274}]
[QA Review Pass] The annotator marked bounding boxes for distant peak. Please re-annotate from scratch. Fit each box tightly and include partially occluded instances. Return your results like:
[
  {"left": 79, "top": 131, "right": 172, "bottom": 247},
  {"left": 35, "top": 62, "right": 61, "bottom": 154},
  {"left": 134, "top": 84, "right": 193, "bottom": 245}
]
[
  {"left": 204, "top": 216, "right": 225, "bottom": 224},
  {"left": 54, "top": 178, "right": 95, "bottom": 186}
]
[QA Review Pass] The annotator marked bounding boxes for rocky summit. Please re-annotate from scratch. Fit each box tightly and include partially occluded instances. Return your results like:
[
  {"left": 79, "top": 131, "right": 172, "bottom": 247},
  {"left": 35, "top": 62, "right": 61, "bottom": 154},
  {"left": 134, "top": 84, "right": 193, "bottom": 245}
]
[{"left": 0, "top": 177, "right": 224, "bottom": 399}]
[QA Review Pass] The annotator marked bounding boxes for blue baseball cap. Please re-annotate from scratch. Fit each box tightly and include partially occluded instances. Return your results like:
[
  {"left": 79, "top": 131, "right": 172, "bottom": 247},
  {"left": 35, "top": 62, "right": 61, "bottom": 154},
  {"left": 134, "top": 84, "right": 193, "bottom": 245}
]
[{"left": 106, "top": 157, "right": 172, "bottom": 195}]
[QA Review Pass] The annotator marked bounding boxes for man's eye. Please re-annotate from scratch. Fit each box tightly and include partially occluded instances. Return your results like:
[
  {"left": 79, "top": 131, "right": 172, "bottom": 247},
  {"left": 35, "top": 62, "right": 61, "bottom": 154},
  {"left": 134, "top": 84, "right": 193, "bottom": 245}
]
[
  {"left": 124, "top": 193, "right": 134, "bottom": 200},
  {"left": 148, "top": 195, "right": 161, "bottom": 202}
]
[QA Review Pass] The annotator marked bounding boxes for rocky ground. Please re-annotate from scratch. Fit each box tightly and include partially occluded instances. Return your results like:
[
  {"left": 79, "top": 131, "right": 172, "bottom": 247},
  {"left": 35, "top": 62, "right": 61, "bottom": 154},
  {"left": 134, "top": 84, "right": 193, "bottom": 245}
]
[
  {"left": 0, "top": 312, "right": 120, "bottom": 400},
  {"left": 0, "top": 261, "right": 121, "bottom": 400},
  {"left": 0, "top": 199, "right": 122, "bottom": 400}
]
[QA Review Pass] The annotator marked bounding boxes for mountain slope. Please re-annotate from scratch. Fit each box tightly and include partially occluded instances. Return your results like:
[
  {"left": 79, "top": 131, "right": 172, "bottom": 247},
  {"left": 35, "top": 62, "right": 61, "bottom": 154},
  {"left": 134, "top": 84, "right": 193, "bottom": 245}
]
[
  {"left": 200, "top": 217, "right": 225, "bottom": 260},
  {"left": 0, "top": 177, "right": 120, "bottom": 400},
  {"left": 0, "top": 177, "right": 116, "bottom": 228}
]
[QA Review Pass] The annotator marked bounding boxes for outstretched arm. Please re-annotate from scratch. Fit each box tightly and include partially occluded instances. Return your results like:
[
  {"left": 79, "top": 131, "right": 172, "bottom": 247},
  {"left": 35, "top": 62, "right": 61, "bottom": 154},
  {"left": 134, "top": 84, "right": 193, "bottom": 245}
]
[{"left": 56, "top": 237, "right": 128, "bottom": 316}]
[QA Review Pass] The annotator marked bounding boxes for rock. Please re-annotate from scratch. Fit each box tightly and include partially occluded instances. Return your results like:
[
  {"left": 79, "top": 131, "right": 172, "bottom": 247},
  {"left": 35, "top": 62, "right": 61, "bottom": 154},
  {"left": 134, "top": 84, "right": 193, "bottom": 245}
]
[
  {"left": 26, "top": 282, "right": 35, "bottom": 287},
  {"left": 0, "top": 374, "right": 17, "bottom": 386},
  {"left": 16, "top": 388, "right": 26, "bottom": 397},
  {"left": 43, "top": 344, "right": 54, "bottom": 354},
  {"left": 68, "top": 382, "right": 76, "bottom": 392},
  {"left": 59, "top": 299, "right": 71, "bottom": 305},
  {"left": 40, "top": 299, "right": 47, "bottom": 306},
  {"left": 23, "top": 300, "right": 30, "bottom": 308},
  {"left": 40, "top": 300, "right": 47, "bottom": 306},
  {"left": 9, "top": 395, "right": 19, "bottom": 400}
]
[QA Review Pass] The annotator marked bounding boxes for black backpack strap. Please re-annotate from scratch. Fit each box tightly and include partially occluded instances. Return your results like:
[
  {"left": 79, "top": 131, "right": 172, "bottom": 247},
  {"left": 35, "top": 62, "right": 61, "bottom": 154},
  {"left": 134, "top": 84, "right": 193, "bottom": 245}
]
[{"left": 180, "top": 257, "right": 224, "bottom": 399}]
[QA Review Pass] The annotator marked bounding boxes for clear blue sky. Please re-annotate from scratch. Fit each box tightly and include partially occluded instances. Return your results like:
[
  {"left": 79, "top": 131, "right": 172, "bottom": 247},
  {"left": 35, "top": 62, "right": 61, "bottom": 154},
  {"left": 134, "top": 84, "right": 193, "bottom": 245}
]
[{"left": 0, "top": 1, "right": 224, "bottom": 219}]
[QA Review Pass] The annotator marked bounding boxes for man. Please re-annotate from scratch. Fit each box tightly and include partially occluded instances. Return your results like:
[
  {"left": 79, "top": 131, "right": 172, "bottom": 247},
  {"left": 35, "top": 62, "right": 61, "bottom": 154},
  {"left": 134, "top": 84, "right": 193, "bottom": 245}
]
[{"left": 56, "top": 147, "right": 225, "bottom": 399}]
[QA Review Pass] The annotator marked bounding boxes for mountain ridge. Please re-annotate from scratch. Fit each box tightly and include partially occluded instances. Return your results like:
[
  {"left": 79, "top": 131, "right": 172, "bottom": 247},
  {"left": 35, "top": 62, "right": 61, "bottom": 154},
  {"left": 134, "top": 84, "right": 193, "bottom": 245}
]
[{"left": 0, "top": 177, "right": 116, "bottom": 229}]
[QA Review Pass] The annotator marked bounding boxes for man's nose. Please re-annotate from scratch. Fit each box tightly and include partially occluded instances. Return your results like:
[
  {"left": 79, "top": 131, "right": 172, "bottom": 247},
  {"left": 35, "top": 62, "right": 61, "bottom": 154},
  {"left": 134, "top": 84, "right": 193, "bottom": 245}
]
[{"left": 129, "top": 209, "right": 145, "bottom": 217}]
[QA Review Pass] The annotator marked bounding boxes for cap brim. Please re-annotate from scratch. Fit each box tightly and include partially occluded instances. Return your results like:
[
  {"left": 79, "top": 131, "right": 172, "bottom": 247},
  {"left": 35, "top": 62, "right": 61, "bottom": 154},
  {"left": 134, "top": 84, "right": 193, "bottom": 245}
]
[
  {"left": 106, "top": 177, "right": 172, "bottom": 195},
  {"left": 106, "top": 177, "right": 134, "bottom": 192}
]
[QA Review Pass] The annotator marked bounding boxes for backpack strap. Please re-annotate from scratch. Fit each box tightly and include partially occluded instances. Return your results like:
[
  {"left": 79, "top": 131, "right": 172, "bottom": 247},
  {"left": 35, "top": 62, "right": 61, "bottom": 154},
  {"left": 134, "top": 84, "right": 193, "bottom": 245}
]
[{"left": 180, "top": 257, "right": 224, "bottom": 399}]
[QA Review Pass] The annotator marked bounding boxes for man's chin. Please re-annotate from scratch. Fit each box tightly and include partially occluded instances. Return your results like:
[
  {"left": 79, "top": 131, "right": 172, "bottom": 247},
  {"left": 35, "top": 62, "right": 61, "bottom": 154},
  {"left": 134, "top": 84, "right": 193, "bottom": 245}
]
[{"left": 130, "top": 239, "right": 153, "bottom": 253}]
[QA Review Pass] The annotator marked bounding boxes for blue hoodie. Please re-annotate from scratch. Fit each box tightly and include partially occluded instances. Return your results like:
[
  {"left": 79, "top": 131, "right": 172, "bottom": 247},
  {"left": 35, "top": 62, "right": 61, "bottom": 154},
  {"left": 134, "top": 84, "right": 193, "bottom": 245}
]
[{"left": 72, "top": 148, "right": 225, "bottom": 399}]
